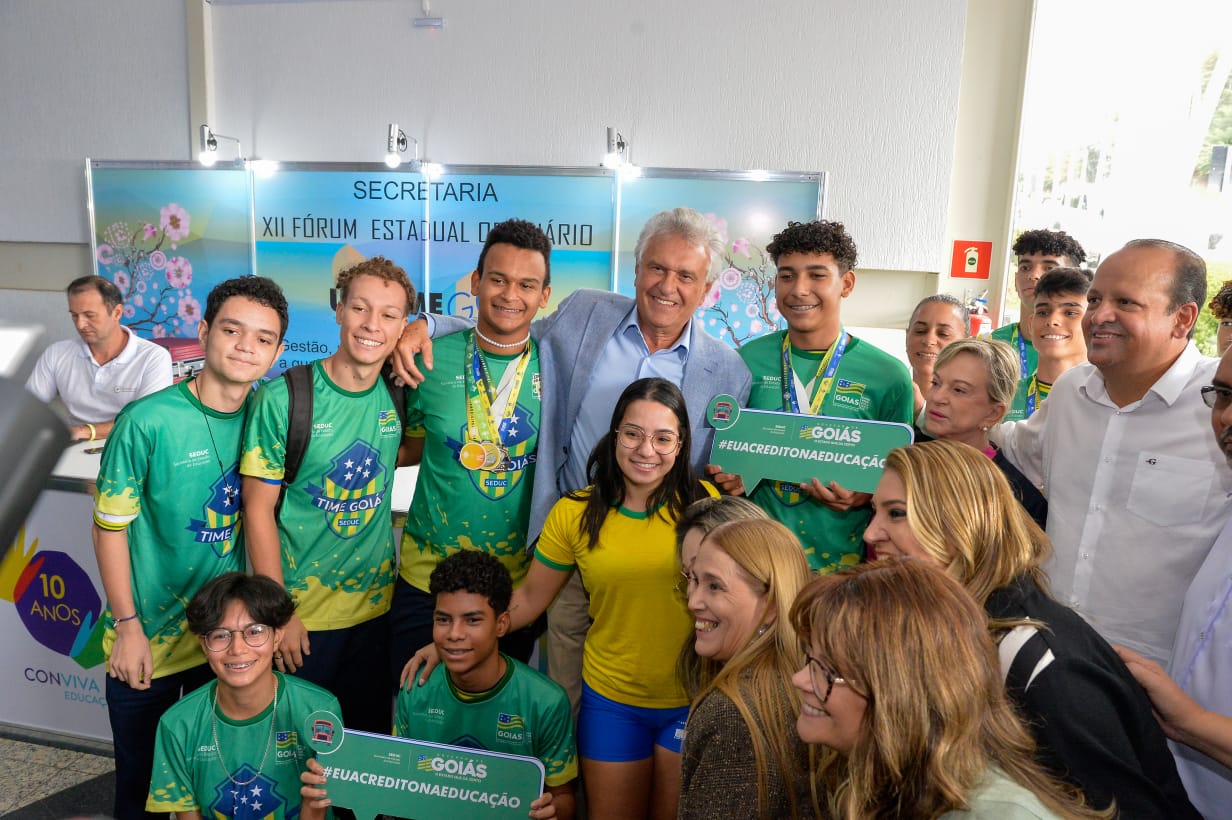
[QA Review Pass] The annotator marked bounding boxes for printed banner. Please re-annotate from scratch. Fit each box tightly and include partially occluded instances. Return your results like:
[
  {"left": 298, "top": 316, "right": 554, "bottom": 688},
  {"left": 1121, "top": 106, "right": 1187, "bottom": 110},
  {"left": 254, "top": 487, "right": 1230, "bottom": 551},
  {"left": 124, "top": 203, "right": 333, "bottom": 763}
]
[
  {"left": 615, "top": 171, "right": 823, "bottom": 350},
  {"left": 88, "top": 166, "right": 252, "bottom": 343},
  {"left": 706, "top": 395, "right": 914, "bottom": 493},
  {"left": 311, "top": 727, "right": 545, "bottom": 820},
  {"left": 1, "top": 490, "right": 110, "bottom": 741},
  {"left": 88, "top": 162, "right": 824, "bottom": 375}
]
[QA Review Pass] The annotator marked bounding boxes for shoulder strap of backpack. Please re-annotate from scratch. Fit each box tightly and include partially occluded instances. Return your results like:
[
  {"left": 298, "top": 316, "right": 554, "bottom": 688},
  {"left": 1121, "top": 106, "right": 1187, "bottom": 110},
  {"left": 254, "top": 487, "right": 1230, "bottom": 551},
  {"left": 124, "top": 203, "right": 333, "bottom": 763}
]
[{"left": 276, "top": 363, "right": 314, "bottom": 518}]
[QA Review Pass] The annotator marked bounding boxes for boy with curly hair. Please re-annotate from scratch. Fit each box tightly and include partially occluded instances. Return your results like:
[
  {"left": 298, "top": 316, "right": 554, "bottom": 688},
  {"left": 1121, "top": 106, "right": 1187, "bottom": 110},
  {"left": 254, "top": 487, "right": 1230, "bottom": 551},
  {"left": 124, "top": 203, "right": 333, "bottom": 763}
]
[{"left": 711, "top": 220, "right": 913, "bottom": 571}]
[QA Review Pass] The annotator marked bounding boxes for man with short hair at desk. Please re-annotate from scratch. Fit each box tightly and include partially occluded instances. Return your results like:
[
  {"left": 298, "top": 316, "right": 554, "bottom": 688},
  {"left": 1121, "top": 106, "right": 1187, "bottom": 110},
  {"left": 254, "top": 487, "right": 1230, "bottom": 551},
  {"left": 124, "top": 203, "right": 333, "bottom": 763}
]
[{"left": 26, "top": 275, "right": 172, "bottom": 442}]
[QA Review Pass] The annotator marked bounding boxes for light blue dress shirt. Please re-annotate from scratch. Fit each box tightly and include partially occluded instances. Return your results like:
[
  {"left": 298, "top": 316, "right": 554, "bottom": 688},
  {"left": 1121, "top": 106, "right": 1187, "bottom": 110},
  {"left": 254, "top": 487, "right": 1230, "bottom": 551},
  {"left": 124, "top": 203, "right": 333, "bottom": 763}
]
[{"left": 561, "top": 306, "right": 691, "bottom": 493}]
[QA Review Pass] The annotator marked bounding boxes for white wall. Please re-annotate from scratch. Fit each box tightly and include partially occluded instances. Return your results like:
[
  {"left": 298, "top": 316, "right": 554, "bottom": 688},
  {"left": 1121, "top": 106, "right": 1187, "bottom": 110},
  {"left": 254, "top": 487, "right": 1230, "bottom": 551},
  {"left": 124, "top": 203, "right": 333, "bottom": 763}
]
[
  {"left": 3, "top": 0, "right": 1038, "bottom": 338},
  {"left": 0, "top": 0, "right": 190, "bottom": 243},
  {"left": 208, "top": 0, "right": 965, "bottom": 273}
]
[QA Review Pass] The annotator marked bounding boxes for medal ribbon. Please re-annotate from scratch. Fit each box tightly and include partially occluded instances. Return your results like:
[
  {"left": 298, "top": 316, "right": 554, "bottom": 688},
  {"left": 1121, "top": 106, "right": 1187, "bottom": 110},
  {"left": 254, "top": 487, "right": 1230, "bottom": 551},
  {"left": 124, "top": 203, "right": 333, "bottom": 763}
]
[
  {"left": 1013, "top": 325, "right": 1029, "bottom": 379},
  {"left": 780, "top": 329, "right": 849, "bottom": 415},
  {"left": 464, "top": 331, "right": 532, "bottom": 455},
  {"left": 1024, "top": 373, "right": 1039, "bottom": 418}
]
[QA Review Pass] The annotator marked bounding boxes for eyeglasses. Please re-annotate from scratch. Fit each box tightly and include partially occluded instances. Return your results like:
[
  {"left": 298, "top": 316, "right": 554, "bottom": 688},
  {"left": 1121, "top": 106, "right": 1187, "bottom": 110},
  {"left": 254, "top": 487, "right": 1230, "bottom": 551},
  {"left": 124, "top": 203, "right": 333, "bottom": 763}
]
[
  {"left": 804, "top": 652, "right": 848, "bottom": 704},
  {"left": 1201, "top": 385, "right": 1232, "bottom": 410},
  {"left": 615, "top": 425, "right": 681, "bottom": 455},
  {"left": 201, "top": 624, "right": 272, "bottom": 652}
]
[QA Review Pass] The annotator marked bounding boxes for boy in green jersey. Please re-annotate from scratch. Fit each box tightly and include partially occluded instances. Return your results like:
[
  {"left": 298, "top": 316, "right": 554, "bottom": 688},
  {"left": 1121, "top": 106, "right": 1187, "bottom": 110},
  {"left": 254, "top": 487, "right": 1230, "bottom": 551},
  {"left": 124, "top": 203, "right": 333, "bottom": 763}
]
[
  {"left": 1004, "top": 267, "right": 1092, "bottom": 422},
  {"left": 148, "top": 573, "right": 341, "bottom": 820},
  {"left": 393, "top": 550, "right": 576, "bottom": 819},
  {"left": 242, "top": 257, "right": 415, "bottom": 734},
  {"left": 93, "top": 275, "right": 289, "bottom": 819},
  {"left": 990, "top": 229, "right": 1087, "bottom": 378},
  {"left": 389, "top": 219, "right": 551, "bottom": 686},
  {"left": 708, "top": 220, "right": 913, "bottom": 571}
]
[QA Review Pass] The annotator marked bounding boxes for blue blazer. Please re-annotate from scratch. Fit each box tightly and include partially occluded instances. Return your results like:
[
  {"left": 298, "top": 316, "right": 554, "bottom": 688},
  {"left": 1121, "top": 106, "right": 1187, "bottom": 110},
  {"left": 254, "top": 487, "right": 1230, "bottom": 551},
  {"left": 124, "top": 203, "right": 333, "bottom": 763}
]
[{"left": 433, "top": 288, "right": 752, "bottom": 541}]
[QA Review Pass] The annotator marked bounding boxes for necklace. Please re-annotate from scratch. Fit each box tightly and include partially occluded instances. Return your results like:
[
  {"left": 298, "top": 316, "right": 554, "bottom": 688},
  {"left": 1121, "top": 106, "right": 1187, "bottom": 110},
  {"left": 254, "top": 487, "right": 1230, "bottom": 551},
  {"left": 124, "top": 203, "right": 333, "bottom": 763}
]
[
  {"left": 189, "top": 379, "right": 228, "bottom": 477},
  {"left": 474, "top": 327, "right": 530, "bottom": 350},
  {"left": 211, "top": 679, "right": 278, "bottom": 787}
]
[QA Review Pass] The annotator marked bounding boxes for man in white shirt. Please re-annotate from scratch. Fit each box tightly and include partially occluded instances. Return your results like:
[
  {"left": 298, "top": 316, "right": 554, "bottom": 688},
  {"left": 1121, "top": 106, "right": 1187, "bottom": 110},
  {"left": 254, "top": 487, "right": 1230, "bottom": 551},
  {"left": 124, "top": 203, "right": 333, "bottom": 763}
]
[
  {"left": 26, "top": 275, "right": 172, "bottom": 442},
  {"left": 996, "top": 239, "right": 1232, "bottom": 667}
]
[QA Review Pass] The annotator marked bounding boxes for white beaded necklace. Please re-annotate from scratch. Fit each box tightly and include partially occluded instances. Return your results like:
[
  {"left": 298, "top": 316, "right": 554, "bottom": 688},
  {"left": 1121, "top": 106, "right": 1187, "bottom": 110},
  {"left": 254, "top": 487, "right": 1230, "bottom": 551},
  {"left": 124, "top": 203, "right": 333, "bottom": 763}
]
[{"left": 475, "top": 327, "right": 530, "bottom": 350}]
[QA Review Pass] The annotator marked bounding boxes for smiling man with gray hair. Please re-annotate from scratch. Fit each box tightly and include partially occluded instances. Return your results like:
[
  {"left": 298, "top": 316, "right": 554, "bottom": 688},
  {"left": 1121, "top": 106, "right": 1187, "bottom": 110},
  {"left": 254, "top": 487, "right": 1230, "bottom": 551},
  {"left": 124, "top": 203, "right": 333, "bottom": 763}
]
[{"left": 392, "top": 207, "right": 752, "bottom": 709}]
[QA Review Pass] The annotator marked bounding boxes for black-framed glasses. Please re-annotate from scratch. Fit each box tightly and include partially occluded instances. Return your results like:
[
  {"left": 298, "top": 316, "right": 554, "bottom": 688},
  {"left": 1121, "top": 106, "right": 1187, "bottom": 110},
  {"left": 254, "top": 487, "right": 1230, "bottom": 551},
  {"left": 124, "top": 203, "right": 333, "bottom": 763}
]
[
  {"left": 615, "top": 425, "right": 681, "bottom": 455},
  {"left": 1201, "top": 385, "right": 1232, "bottom": 410},
  {"left": 201, "top": 623, "right": 272, "bottom": 652},
  {"left": 804, "top": 652, "right": 848, "bottom": 704}
]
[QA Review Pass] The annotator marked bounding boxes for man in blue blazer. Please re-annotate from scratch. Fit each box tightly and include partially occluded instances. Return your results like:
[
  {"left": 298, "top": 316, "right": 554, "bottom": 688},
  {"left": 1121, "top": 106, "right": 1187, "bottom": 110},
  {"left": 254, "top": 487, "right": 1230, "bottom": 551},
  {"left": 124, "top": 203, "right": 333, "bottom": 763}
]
[{"left": 393, "top": 207, "right": 752, "bottom": 708}]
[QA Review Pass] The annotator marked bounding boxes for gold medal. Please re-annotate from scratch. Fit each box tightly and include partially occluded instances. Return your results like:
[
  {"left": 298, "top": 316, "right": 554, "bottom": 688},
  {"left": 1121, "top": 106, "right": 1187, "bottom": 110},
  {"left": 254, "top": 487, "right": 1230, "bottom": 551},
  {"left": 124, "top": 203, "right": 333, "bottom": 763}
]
[
  {"left": 480, "top": 441, "right": 506, "bottom": 470},
  {"left": 459, "top": 441, "right": 487, "bottom": 471}
]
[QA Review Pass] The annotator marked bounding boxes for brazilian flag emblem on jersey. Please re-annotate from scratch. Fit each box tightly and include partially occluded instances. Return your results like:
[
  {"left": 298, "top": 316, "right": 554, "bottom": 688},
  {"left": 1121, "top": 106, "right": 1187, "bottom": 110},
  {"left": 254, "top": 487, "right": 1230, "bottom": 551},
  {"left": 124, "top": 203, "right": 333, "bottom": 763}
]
[
  {"left": 208, "top": 765, "right": 287, "bottom": 819},
  {"left": 305, "top": 439, "right": 387, "bottom": 538},
  {"left": 187, "top": 467, "right": 242, "bottom": 557}
]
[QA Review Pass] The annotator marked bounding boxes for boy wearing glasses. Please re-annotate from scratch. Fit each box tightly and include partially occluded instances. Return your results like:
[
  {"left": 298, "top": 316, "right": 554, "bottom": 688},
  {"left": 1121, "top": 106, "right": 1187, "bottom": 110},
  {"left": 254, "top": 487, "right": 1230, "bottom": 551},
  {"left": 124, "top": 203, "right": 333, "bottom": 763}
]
[
  {"left": 388, "top": 220, "right": 552, "bottom": 687},
  {"left": 712, "top": 220, "right": 913, "bottom": 571},
  {"left": 148, "top": 573, "right": 341, "bottom": 820},
  {"left": 93, "top": 276, "right": 288, "bottom": 819}
]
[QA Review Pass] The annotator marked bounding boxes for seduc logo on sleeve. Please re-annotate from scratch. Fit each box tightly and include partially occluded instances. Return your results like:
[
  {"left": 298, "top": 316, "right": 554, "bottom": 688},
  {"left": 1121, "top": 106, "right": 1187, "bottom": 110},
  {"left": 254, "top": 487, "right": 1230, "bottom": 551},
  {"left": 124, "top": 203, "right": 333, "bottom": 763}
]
[
  {"left": 706, "top": 394, "right": 914, "bottom": 493},
  {"left": 304, "top": 712, "right": 545, "bottom": 820}
]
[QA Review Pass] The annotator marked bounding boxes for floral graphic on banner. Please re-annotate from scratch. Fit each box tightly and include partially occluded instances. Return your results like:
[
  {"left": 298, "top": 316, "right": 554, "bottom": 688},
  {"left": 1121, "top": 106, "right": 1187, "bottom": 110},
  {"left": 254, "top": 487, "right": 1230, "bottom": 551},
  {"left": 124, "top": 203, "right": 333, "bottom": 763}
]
[
  {"left": 695, "top": 213, "right": 784, "bottom": 349},
  {"left": 95, "top": 202, "right": 199, "bottom": 339}
]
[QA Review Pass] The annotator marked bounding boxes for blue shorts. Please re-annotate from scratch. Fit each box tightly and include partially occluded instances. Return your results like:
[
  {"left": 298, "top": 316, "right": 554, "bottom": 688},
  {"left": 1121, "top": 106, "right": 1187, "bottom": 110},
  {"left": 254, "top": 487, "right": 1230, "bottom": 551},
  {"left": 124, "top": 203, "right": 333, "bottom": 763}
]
[{"left": 577, "top": 681, "right": 689, "bottom": 762}]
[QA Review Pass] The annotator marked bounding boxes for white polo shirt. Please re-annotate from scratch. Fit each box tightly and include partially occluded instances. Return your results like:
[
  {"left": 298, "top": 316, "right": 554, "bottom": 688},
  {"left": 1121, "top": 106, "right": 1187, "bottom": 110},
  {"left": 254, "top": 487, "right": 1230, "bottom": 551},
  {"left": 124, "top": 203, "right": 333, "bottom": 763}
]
[{"left": 25, "top": 326, "right": 173, "bottom": 424}]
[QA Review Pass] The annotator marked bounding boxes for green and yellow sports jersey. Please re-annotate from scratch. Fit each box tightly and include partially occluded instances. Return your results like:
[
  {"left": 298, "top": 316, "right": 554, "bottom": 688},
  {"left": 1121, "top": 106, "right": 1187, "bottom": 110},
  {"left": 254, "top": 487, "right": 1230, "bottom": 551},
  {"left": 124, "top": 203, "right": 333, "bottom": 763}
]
[
  {"left": 400, "top": 331, "right": 541, "bottom": 592},
  {"left": 147, "top": 672, "right": 341, "bottom": 817},
  {"left": 395, "top": 654, "right": 577, "bottom": 788},
  {"left": 93, "top": 379, "right": 247, "bottom": 678},
  {"left": 241, "top": 361, "right": 400, "bottom": 631},
  {"left": 739, "top": 331, "right": 913, "bottom": 572}
]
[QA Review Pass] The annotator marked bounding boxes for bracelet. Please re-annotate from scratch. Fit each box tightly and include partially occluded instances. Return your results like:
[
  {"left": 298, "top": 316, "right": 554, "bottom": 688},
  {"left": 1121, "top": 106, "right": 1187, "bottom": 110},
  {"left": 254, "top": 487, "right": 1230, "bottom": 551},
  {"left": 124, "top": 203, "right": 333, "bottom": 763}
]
[
  {"left": 86, "top": 423, "right": 97, "bottom": 441},
  {"left": 109, "top": 612, "right": 139, "bottom": 627}
]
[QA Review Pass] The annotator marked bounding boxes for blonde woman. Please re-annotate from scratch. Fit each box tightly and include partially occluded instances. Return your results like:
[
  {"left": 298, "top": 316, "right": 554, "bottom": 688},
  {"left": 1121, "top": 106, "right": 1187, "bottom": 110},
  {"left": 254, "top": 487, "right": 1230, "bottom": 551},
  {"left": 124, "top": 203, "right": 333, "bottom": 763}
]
[
  {"left": 679, "top": 519, "right": 817, "bottom": 818},
  {"left": 864, "top": 440, "right": 1198, "bottom": 819},
  {"left": 790, "top": 558, "right": 1110, "bottom": 819}
]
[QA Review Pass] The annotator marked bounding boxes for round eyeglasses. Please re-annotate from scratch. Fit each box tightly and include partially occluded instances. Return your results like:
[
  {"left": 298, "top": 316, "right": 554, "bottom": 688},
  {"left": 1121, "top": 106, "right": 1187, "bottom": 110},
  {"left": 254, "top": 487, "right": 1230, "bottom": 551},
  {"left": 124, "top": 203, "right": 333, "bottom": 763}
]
[
  {"left": 804, "top": 652, "right": 848, "bottom": 704},
  {"left": 615, "top": 425, "right": 681, "bottom": 455},
  {"left": 202, "top": 624, "right": 272, "bottom": 653}
]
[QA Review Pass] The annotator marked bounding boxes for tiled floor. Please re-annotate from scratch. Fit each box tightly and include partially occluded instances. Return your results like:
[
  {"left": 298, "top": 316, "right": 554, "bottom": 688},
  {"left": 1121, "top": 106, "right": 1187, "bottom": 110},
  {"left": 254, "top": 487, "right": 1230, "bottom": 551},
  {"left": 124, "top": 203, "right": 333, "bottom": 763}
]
[{"left": 0, "top": 736, "right": 114, "bottom": 815}]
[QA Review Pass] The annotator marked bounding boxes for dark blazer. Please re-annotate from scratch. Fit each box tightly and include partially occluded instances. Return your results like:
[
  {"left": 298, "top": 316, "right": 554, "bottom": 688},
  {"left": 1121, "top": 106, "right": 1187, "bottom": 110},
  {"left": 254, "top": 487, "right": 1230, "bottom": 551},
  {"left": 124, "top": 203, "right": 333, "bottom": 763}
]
[{"left": 988, "top": 576, "right": 1200, "bottom": 819}]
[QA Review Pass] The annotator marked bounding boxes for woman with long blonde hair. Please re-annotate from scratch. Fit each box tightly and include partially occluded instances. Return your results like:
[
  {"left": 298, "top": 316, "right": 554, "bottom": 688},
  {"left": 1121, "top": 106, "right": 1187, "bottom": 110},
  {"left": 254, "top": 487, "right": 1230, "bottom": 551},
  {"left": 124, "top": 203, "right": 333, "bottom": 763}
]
[
  {"left": 790, "top": 558, "right": 1109, "bottom": 819},
  {"left": 678, "top": 518, "right": 817, "bottom": 818},
  {"left": 864, "top": 439, "right": 1197, "bottom": 818}
]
